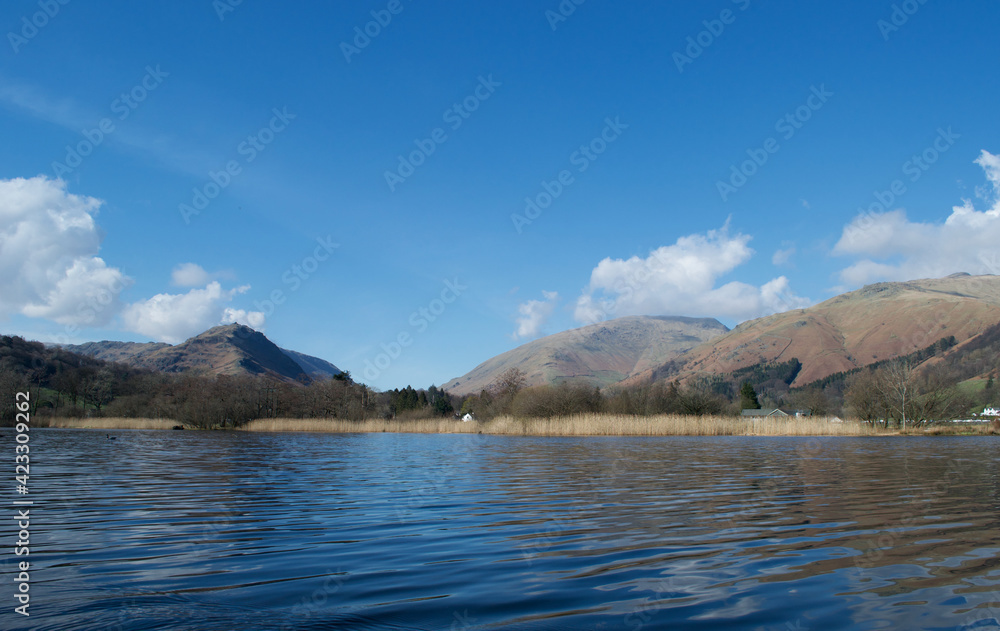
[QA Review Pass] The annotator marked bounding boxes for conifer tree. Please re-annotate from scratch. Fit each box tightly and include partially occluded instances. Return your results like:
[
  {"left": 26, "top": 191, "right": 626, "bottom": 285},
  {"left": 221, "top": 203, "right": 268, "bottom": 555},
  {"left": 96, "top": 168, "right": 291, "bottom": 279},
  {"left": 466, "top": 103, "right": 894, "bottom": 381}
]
[{"left": 739, "top": 381, "right": 760, "bottom": 410}]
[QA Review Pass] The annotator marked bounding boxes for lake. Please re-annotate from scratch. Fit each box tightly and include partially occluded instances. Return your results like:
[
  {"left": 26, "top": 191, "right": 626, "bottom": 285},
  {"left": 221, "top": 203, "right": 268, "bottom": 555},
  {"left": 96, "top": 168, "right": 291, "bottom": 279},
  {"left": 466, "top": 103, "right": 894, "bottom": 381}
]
[{"left": 2, "top": 430, "right": 999, "bottom": 630}]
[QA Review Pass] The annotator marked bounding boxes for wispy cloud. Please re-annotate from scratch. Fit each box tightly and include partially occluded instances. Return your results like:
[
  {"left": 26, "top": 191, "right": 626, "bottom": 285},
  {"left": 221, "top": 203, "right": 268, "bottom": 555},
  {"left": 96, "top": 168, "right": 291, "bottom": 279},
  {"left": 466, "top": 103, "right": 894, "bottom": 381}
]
[
  {"left": 0, "top": 74, "right": 220, "bottom": 180},
  {"left": 772, "top": 245, "right": 796, "bottom": 267},
  {"left": 0, "top": 82, "right": 87, "bottom": 129}
]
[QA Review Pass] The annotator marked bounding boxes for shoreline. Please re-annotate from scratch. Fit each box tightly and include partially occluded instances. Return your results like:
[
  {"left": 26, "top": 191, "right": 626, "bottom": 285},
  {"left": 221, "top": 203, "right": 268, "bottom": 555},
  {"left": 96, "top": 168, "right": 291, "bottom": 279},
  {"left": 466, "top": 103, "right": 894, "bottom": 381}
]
[
  {"left": 31, "top": 415, "right": 1000, "bottom": 437},
  {"left": 43, "top": 418, "right": 183, "bottom": 430}
]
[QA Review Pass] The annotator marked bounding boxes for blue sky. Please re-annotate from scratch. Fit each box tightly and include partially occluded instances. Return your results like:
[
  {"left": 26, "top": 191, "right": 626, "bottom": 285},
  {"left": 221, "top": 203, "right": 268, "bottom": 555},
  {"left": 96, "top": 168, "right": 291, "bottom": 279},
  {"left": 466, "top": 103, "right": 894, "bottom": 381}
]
[{"left": 1, "top": 0, "right": 999, "bottom": 390}]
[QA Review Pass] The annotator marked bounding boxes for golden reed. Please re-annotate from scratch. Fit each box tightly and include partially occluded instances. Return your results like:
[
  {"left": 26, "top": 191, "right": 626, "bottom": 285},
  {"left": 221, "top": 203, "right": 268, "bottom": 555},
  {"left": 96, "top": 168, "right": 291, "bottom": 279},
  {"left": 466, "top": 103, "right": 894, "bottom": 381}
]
[
  {"left": 46, "top": 417, "right": 181, "bottom": 430},
  {"left": 45, "top": 415, "right": 997, "bottom": 436},
  {"left": 239, "top": 414, "right": 884, "bottom": 436}
]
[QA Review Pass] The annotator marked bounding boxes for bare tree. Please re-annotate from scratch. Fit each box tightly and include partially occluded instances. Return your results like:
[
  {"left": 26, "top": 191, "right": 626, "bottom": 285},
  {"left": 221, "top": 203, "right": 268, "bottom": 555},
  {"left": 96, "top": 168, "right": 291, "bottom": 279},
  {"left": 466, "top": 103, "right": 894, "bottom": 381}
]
[
  {"left": 493, "top": 368, "right": 527, "bottom": 397},
  {"left": 676, "top": 381, "right": 724, "bottom": 416},
  {"left": 0, "top": 367, "right": 29, "bottom": 424},
  {"left": 489, "top": 368, "right": 527, "bottom": 415},
  {"left": 844, "top": 369, "right": 889, "bottom": 426},
  {"left": 879, "top": 360, "right": 914, "bottom": 429}
]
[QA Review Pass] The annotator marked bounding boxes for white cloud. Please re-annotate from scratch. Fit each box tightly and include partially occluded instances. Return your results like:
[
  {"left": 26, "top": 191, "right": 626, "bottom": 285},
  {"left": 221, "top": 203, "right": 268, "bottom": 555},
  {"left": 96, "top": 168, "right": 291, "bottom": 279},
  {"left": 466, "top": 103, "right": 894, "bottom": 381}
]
[
  {"left": 514, "top": 291, "right": 558, "bottom": 340},
  {"left": 834, "top": 150, "right": 1000, "bottom": 284},
  {"left": 122, "top": 282, "right": 259, "bottom": 344},
  {"left": 0, "top": 176, "right": 131, "bottom": 326},
  {"left": 0, "top": 177, "right": 264, "bottom": 342},
  {"left": 221, "top": 308, "right": 266, "bottom": 331},
  {"left": 574, "top": 224, "right": 810, "bottom": 324},
  {"left": 171, "top": 263, "right": 211, "bottom": 287}
]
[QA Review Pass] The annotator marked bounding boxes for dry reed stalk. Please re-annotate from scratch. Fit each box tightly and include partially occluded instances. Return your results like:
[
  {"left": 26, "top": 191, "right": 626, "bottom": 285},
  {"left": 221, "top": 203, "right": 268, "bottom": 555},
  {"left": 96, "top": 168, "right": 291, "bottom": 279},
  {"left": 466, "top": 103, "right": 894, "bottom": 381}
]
[
  {"left": 239, "top": 414, "right": 882, "bottom": 436},
  {"left": 45, "top": 417, "right": 182, "bottom": 430}
]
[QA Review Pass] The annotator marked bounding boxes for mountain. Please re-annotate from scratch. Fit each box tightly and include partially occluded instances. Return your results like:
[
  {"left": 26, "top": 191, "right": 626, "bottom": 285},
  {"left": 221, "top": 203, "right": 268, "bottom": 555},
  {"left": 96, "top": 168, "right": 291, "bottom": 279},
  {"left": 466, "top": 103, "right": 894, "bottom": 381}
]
[
  {"left": 67, "top": 340, "right": 170, "bottom": 364},
  {"left": 279, "top": 348, "right": 344, "bottom": 379},
  {"left": 65, "top": 324, "right": 343, "bottom": 383},
  {"left": 629, "top": 274, "right": 1000, "bottom": 388},
  {"left": 443, "top": 316, "right": 729, "bottom": 395}
]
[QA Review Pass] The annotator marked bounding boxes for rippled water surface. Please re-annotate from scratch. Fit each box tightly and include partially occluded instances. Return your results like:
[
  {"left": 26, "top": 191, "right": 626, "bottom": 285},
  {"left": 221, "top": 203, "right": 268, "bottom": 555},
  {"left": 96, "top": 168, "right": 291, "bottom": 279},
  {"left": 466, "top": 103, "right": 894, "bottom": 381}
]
[{"left": 2, "top": 430, "right": 1000, "bottom": 630}]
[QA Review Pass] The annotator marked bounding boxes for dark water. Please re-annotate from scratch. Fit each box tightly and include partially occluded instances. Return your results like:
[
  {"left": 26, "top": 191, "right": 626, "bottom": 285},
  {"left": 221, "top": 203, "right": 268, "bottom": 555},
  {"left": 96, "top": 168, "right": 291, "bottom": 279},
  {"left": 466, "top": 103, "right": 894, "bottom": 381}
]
[{"left": 2, "top": 430, "right": 999, "bottom": 630}]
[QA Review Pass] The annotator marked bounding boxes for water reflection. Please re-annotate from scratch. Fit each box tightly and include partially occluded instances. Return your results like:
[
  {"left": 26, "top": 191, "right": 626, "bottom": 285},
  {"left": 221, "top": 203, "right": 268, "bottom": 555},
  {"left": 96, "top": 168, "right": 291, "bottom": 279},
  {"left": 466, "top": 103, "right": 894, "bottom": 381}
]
[{"left": 2, "top": 430, "right": 998, "bottom": 630}]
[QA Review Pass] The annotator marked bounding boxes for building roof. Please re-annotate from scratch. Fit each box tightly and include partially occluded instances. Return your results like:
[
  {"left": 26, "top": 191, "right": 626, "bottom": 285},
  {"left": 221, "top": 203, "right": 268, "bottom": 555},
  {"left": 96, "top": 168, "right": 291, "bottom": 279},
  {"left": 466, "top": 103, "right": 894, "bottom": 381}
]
[
  {"left": 740, "top": 408, "right": 812, "bottom": 417},
  {"left": 741, "top": 408, "right": 787, "bottom": 417}
]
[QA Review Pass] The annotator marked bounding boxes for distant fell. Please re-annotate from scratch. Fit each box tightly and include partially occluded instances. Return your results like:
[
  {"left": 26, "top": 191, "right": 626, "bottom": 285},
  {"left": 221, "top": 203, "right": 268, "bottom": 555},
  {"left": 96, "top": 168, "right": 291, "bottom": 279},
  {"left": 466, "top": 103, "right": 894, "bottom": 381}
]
[
  {"left": 65, "top": 324, "right": 343, "bottom": 383},
  {"left": 630, "top": 275, "right": 1000, "bottom": 388},
  {"left": 443, "top": 315, "right": 728, "bottom": 395},
  {"left": 279, "top": 347, "right": 344, "bottom": 379}
]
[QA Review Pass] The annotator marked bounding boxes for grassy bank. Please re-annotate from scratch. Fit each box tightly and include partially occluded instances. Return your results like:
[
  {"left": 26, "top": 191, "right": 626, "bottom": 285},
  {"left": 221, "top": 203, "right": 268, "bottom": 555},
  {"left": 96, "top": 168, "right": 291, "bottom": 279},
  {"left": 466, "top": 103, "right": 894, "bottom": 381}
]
[
  {"left": 44, "top": 417, "right": 183, "bottom": 430},
  {"left": 240, "top": 414, "right": 887, "bottom": 436}
]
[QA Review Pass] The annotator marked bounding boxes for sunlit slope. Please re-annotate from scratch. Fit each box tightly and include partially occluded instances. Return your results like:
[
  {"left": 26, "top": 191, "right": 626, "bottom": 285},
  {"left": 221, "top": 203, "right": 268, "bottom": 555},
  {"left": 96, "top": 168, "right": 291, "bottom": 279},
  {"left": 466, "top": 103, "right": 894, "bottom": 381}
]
[
  {"left": 632, "top": 275, "right": 1000, "bottom": 387},
  {"left": 66, "top": 324, "right": 343, "bottom": 382},
  {"left": 443, "top": 316, "right": 729, "bottom": 395}
]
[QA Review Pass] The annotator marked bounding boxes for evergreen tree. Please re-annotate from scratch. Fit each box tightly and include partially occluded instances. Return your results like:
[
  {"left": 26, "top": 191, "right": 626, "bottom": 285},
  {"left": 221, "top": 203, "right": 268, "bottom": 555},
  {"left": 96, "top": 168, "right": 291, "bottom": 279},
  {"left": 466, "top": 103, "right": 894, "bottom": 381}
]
[
  {"left": 739, "top": 381, "right": 761, "bottom": 410},
  {"left": 433, "top": 393, "right": 453, "bottom": 416}
]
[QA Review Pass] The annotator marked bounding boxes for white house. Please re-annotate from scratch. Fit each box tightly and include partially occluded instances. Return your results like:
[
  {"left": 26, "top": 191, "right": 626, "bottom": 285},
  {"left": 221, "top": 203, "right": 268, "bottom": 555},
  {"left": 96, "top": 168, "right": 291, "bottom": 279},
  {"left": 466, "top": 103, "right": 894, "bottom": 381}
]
[
  {"left": 983, "top": 407, "right": 1000, "bottom": 417},
  {"left": 462, "top": 413, "right": 475, "bottom": 422}
]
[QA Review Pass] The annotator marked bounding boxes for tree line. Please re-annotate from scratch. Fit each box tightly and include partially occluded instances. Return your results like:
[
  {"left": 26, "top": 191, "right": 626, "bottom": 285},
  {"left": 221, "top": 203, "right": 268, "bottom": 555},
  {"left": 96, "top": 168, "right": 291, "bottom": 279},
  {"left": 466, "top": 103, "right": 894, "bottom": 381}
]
[
  {"left": 2, "top": 324, "right": 997, "bottom": 428},
  {"left": 0, "top": 335, "right": 452, "bottom": 427}
]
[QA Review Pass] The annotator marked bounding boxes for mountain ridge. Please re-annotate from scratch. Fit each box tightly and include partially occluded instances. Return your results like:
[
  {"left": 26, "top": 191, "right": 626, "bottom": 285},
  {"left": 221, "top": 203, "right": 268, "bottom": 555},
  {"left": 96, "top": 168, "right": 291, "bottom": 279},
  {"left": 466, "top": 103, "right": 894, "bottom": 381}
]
[
  {"left": 447, "top": 275, "right": 1000, "bottom": 396},
  {"left": 443, "top": 315, "right": 729, "bottom": 395},
  {"left": 628, "top": 274, "right": 1000, "bottom": 388},
  {"left": 63, "top": 324, "right": 343, "bottom": 383}
]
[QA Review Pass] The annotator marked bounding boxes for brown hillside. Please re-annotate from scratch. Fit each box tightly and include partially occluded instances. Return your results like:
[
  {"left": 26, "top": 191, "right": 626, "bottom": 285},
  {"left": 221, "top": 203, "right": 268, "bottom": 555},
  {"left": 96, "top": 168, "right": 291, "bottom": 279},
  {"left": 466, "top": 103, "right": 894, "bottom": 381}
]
[
  {"left": 444, "top": 316, "right": 728, "bottom": 396},
  {"left": 65, "top": 324, "right": 343, "bottom": 383},
  {"left": 629, "top": 275, "right": 1000, "bottom": 387}
]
